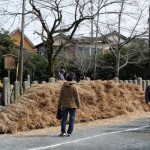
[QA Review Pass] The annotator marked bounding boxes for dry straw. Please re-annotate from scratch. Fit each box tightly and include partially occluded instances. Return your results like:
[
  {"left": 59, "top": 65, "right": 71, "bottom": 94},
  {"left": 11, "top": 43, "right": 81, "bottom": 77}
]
[{"left": 0, "top": 80, "right": 148, "bottom": 133}]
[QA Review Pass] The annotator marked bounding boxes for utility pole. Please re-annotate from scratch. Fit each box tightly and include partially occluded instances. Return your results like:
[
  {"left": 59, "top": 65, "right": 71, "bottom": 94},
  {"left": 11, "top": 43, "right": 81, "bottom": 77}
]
[
  {"left": 19, "top": 0, "right": 26, "bottom": 92},
  {"left": 148, "top": 6, "right": 150, "bottom": 79},
  {"left": 93, "top": 0, "right": 100, "bottom": 79},
  {"left": 90, "top": 0, "right": 93, "bottom": 42},
  {"left": 115, "top": 0, "right": 124, "bottom": 78},
  {"left": 148, "top": 6, "right": 150, "bottom": 59},
  {"left": 90, "top": 0, "right": 95, "bottom": 79}
]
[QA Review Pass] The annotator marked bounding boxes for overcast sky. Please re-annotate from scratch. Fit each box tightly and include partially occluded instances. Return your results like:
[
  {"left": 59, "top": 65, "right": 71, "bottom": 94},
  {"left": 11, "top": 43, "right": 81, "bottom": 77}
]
[{"left": 0, "top": 0, "right": 149, "bottom": 45}]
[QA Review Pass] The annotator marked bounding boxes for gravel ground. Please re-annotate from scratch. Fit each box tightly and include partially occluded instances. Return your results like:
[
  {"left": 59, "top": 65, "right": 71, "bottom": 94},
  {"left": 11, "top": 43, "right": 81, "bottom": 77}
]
[{"left": 14, "top": 111, "right": 150, "bottom": 137}]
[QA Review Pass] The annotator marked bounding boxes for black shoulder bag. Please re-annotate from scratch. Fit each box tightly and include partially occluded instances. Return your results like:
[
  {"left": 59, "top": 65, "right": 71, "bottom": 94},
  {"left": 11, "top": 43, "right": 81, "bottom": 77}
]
[{"left": 56, "top": 106, "right": 63, "bottom": 120}]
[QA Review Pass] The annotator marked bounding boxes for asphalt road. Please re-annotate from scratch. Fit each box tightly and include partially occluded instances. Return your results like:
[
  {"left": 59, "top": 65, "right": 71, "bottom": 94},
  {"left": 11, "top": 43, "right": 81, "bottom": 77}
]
[{"left": 0, "top": 118, "right": 150, "bottom": 150}]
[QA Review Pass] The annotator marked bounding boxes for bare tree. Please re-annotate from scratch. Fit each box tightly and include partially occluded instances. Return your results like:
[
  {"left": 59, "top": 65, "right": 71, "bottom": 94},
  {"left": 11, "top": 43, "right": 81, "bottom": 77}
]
[
  {"left": 28, "top": 0, "right": 119, "bottom": 77},
  {"left": 98, "top": 0, "right": 149, "bottom": 78},
  {"left": 75, "top": 47, "right": 94, "bottom": 77}
]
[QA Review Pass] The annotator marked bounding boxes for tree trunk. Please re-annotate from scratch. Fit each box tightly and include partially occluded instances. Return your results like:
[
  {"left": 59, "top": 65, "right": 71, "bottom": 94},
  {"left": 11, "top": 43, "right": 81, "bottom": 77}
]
[
  {"left": 115, "top": 48, "right": 120, "bottom": 78},
  {"left": 46, "top": 43, "right": 55, "bottom": 78},
  {"left": 49, "top": 61, "right": 55, "bottom": 77},
  {"left": 115, "top": 0, "right": 124, "bottom": 78}
]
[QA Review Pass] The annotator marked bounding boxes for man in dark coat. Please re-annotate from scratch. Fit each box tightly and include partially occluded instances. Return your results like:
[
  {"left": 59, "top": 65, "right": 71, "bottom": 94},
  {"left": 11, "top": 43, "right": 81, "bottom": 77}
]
[{"left": 145, "top": 85, "right": 150, "bottom": 108}]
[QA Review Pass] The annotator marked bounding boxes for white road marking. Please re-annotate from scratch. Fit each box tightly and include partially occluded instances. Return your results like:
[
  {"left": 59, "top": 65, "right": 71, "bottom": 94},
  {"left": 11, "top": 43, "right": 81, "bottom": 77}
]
[{"left": 27, "top": 125, "right": 149, "bottom": 150}]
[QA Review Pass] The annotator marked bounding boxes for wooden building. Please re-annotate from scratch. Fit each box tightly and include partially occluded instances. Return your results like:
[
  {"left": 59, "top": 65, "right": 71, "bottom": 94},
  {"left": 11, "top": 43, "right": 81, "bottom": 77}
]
[{"left": 9, "top": 28, "right": 35, "bottom": 52}]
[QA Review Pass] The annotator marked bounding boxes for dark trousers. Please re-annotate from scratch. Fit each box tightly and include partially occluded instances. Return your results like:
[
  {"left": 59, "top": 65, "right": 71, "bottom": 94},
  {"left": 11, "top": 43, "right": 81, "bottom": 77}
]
[{"left": 61, "top": 108, "right": 76, "bottom": 134}]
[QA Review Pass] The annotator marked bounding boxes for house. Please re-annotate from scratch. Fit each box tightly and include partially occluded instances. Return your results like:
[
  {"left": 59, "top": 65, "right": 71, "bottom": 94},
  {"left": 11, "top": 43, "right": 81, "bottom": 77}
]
[
  {"left": 35, "top": 34, "right": 104, "bottom": 57},
  {"left": 74, "top": 31, "right": 128, "bottom": 56},
  {"left": 9, "top": 28, "right": 35, "bottom": 52},
  {"left": 35, "top": 31, "right": 128, "bottom": 58},
  {"left": 35, "top": 34, "right": 77, "bottom": 57},
  {"left": 99, "top": 31, "right": 128, "bottom": 51}
]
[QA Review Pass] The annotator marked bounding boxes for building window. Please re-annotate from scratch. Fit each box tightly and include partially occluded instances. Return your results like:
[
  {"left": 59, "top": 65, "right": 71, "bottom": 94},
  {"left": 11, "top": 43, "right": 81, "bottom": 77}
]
[{"left": 77, "top": 47, "right": 101, "bottom": 56}]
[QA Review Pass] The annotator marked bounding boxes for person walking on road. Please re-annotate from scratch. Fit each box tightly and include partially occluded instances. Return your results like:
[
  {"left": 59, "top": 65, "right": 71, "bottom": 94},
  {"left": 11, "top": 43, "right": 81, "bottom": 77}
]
[{"left": 58, "top": 73, "right": 80, "bottom": 137}]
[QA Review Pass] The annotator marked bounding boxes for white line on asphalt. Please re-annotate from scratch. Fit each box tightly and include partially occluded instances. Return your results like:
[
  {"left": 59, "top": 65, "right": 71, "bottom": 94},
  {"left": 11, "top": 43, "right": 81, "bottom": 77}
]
[{"left": 27, "top": 125, "right": 149, "bottom": 150}]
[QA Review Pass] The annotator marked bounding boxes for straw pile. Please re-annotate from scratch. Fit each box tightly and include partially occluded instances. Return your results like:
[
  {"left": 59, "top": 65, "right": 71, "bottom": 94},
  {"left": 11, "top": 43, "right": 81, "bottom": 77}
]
[{"left": 0, "top": 80, "right": 148, "bottom": 133}]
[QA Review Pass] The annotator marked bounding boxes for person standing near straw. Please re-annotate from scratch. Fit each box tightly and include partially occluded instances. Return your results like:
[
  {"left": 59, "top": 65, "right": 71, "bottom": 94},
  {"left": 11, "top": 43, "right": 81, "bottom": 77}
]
[
  {"left": 58, "top": 69, "right": 66, "bottom": 80},
  {"left": 145, "top": 85, "right": 150, "bottom": 108},
  {"left": 58, "top": 73, "right": 80, "bottom": 137}
]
